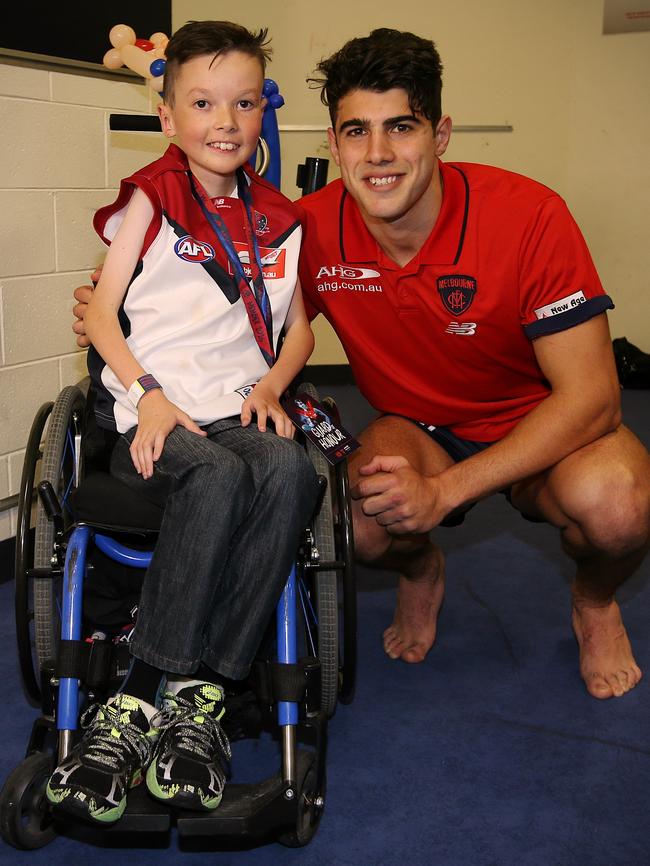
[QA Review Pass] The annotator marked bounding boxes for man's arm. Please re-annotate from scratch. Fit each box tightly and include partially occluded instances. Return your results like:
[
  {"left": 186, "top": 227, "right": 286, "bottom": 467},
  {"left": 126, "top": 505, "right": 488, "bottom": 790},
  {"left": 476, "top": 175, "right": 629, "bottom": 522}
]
[{"left": 353, "top": 313, "right": 621, "bottom": 534}]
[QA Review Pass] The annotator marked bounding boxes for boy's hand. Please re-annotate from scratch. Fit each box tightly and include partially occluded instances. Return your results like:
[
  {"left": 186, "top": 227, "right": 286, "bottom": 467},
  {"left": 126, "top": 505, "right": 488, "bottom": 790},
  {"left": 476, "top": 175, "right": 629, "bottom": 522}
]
[
  {"left": 241, "top": 383, "right": 294, "bottom": 438},
  {"left": 131, "top": 390, "right": 207, "bottom": 478}
]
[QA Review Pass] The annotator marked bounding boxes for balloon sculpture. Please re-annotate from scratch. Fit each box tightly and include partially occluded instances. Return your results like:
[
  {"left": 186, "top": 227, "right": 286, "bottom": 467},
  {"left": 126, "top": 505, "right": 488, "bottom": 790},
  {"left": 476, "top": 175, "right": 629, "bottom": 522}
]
[
  {"left": 102, "top": 24, "right": 285, "bottom": 187},
  {"left": 103, "top": 24, "right": 168, "bottom": 92}
]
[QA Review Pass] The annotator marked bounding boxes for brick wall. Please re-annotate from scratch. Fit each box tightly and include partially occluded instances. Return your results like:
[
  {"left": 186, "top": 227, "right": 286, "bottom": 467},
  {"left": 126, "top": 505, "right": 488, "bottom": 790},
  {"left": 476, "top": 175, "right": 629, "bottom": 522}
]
[{"left": 0, "top": 60, "right": 165, "bottom": 541}]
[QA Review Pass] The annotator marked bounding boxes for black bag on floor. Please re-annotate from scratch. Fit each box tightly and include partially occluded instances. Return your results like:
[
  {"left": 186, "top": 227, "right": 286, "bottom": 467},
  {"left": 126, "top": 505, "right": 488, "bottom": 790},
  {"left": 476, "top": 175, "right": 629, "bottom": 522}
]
[{"left": 612, "top": 338, "right": 650, "bottom": 389}]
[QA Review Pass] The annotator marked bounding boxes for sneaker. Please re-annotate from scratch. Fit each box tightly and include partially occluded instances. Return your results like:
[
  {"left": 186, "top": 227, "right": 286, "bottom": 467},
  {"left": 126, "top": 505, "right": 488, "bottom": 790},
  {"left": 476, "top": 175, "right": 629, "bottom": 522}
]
[
  {"left": 46, "top": 693, "right": 158, "bottom": 825},
  {"left": 146, "top": 682, "right": 231, "bottom": 811}
]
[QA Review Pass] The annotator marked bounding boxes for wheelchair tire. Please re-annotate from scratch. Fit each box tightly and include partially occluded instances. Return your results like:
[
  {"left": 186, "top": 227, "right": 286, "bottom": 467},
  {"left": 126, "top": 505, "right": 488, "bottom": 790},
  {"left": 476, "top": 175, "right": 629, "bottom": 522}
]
[
  {"left": 33, "top": 384, "right": 85, "bottom": 670},
  {"left": 14, "top": 401, "right": 54, "bottom": 703},
  {"left": 299, "top": 383, "right": 339, "bottom": 718},
  {"left": 0, "top": 752, "right": 56, "bottom": 850},
  {"left": 326, "top": 404, "right": 357, "bottom": 707}
]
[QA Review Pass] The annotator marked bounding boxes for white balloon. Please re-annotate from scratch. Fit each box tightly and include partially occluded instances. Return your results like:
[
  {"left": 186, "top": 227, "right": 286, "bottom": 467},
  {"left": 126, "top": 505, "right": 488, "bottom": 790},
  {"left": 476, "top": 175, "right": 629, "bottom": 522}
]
[
  {"left": 121, "top": 43, "right": 155, "bottom": 79},
  {"left": 109, "top": 24, "right": 136, "bottom": 49},
  {"left": 103, "top": 48, "right": 123, "bottom": 70}
]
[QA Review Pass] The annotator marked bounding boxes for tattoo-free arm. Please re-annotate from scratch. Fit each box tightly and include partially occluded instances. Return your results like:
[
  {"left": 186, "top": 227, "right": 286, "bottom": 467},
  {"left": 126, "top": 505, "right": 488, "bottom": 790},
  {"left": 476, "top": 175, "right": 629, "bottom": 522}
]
[{"left": 354, "top": 314, "right": 621, "bottom": 533}]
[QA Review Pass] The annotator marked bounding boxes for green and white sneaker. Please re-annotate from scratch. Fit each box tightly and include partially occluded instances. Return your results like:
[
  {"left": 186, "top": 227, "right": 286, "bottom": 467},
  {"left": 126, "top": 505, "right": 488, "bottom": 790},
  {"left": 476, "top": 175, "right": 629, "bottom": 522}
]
[
  {"left": 46, "top": 693, "right": 158, "bottom": 825},
  {"left": 146, "top": 681, "right": 231, "bottom": 811}
]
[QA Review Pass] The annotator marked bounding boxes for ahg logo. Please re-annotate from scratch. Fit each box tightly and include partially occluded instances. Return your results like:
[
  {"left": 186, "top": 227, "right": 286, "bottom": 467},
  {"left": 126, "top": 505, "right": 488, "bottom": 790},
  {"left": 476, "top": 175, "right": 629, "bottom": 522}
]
[{"left": 316, "top": 265, "right": 381, "bottom": 279}]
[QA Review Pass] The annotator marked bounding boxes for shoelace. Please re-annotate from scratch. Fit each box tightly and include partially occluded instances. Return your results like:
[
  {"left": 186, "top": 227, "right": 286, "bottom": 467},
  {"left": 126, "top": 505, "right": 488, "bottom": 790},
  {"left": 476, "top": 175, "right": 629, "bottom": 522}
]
[
  {"left": 79, "top": 701, "right": 154, "bottom": 772},
  {"left": 153, "top": 693, "right": 232, "bottom": 764}
]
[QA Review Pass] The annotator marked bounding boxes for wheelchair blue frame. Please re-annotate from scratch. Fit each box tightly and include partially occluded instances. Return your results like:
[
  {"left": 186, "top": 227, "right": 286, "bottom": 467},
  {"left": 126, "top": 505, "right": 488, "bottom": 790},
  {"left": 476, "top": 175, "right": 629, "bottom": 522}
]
[{"left": 56, "top": 527, "right": 301, "bottom": 768}]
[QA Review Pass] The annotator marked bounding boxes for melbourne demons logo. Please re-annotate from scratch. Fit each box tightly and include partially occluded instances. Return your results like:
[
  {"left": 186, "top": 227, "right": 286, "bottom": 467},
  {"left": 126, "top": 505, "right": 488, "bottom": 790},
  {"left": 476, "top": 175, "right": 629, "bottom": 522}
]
[
  {"left": 174, "top": 235, "right": 215, "bottom": 263},
  {"left": 254, "top": 210, "right": 269, "bottom": 235},
  {"left": 437, "top": 275, "right": 477, "bottom": 315}
]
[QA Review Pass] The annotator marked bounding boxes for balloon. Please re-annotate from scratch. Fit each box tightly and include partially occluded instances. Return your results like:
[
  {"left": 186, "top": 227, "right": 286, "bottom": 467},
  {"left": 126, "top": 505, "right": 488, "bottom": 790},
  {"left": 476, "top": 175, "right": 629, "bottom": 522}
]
[
  {"left": 149, "top": 32, "right": 169, "bottom": 50},
  {"left": 135, "top": 39, "right": 155, "bottom": 51},
  {"left": 150, "top": 47, "right": 166, "bottom": 60},
  {"left": 121, "top": 43, "right": 155, "bottom": 79},
  {"left": 103, "top": 48, "right": 124, "bottom": 70},
  {"left": 149, "top": 58, "right": 166, "bottom": 78},
  {"left": 150, "top": 76, "right": 165, "bottom": 93},
  {"left": 109, "top": 24, "right": 136, "bottom": 49},
  {"left": 263, "top": 79, "right": 279, "bottom": 97},
  {"left": 269, "top": 93, "right": 285, "bottom": 109}
]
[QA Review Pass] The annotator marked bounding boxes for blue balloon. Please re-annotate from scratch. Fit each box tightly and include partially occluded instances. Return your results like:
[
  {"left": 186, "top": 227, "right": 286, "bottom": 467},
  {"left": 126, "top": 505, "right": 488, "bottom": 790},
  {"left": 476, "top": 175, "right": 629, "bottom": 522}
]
[
  {"left": 269, "top": 93, "right": 285, "bottom": 109},
  {"left": 150, "top": 58, "right": 166, "bottom": 78},
  {"left": 263, "top": 78, "right": 279, "bottom": 97}
]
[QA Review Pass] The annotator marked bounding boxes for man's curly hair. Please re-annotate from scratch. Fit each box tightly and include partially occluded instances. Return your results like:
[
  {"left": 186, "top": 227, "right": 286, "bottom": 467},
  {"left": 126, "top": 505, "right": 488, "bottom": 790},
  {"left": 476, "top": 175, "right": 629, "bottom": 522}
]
[{"left": 308, "top": 29, "right": 443, "bottom": 127}]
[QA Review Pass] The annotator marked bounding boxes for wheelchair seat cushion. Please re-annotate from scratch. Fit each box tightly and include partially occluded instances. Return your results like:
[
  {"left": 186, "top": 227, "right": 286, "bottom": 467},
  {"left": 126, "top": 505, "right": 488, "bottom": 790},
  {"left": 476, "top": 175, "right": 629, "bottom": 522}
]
[{"left": 73, "top": 471, "right": 164, "bottom": 532}]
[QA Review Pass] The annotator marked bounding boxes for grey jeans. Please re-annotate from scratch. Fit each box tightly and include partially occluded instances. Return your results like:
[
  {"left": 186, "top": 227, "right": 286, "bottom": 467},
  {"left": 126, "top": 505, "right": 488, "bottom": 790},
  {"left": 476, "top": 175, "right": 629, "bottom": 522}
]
[{"left": 110, "top": 418, "right": 320, "bottom": 680}]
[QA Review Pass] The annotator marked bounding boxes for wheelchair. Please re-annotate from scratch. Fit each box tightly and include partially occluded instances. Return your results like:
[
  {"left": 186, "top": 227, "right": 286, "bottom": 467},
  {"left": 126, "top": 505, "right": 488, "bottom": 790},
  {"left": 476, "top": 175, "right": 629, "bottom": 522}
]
[{"left": 0, "top": 376, "right": 356, "bottom": 851}]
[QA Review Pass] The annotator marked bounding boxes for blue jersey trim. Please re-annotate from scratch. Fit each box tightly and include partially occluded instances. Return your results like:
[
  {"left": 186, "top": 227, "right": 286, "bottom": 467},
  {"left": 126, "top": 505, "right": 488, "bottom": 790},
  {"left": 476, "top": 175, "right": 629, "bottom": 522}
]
[{"left": 524, "top": 295, "right": 614, "bottom": 340}]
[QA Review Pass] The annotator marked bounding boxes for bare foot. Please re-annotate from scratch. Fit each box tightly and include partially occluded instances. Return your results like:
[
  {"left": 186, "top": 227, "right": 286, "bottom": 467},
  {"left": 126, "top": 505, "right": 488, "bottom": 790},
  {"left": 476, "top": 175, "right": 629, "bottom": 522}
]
[
  {"left": 383, "top": 551, "right": 445, "bottom": 663},
  {"left": 572, "top": 599, "right": 642, "bottom": 698}
]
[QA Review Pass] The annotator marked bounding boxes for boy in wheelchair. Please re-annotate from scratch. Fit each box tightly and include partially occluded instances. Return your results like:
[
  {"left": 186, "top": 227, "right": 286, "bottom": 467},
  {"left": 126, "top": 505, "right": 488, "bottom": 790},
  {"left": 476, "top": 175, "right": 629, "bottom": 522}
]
[{"left": 46, "top": 20, "right": 320, "bottom": 826}]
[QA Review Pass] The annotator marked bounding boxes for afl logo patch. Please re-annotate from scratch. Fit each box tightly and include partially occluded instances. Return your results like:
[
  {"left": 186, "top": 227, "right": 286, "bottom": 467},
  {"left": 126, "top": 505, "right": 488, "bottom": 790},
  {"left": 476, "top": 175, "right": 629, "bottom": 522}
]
[
  {"left": 174, "top": 235, "right": 215, "bottom": 263},
  {"left": 437, "top": 275, "right": 477, "bottom": 315}
]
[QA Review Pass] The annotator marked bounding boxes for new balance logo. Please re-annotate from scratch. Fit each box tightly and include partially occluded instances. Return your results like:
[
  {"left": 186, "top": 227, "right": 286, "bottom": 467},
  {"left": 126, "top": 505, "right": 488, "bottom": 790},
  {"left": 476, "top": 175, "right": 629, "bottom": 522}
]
[{"left": 445, "top": 322, "right": 477, "bottom": 335}]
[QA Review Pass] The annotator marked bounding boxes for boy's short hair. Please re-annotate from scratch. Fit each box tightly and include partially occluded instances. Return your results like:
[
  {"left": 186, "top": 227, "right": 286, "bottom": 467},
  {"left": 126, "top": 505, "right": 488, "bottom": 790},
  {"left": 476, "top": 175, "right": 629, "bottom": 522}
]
[
  {"left": 164, "top": 20, "right": 272, "bottom": 105},
  {"left": 309, "top": 28, "right": 443, "bottom": 128}
]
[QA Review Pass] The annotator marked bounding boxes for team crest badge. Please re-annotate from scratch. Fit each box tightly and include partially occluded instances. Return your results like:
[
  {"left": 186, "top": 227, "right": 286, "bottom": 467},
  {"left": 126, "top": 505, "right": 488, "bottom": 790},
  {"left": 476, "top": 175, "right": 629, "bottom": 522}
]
[
  {"left": 437, "top": 275, "right": 477, "bottom": 315},
  {"left": 254, "top": 210, "right": 269, "bottom": 235}
]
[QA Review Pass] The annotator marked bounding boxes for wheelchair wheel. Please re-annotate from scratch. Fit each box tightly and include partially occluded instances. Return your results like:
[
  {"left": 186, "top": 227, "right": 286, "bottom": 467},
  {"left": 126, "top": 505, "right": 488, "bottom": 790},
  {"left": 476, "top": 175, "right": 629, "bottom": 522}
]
[
  {"left": 299, "top": 383, "right": 356, "bottom": 717},
  {"left": 0, "top": 752, "right": 56, "bottom": 850},
  {"left": 33, "top": 385, "right": 85, "bottom": 670},
  {"left": 14, "top": 401, "right": 54, "bottom": 702},
  {"left": 277, "top": 752, "right": 325, "bottom": 848}
]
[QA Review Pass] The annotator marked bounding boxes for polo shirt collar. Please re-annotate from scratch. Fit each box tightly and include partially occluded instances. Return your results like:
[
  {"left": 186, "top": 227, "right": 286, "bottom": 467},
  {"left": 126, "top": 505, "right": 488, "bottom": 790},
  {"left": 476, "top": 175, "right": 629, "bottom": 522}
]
[{"left": 340, "top": 160, "right": 469, "bottom": 267}]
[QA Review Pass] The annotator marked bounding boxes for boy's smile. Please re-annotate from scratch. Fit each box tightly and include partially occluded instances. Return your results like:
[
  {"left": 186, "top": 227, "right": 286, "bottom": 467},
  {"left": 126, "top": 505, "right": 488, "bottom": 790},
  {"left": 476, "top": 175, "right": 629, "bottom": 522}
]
[{"left": 158, "top": 51, "right": 265, "bottom": 197}]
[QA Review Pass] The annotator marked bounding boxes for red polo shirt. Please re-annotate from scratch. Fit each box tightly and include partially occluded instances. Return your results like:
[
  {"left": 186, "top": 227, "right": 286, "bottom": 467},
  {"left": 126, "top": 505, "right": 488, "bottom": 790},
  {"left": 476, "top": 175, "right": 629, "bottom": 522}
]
[{"left": 297, "top": 161, "right": 613, "bottom": 441}]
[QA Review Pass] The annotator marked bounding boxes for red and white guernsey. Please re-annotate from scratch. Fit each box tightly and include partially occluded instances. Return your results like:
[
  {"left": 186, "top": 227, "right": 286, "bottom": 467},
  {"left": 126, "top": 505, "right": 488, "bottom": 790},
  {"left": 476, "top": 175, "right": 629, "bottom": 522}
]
[
  {"left": 89, "top": 144, "right": 302, "bottom": 433},
  {"left": 297, "top": 161, "right": 613, "bottom": 442}
]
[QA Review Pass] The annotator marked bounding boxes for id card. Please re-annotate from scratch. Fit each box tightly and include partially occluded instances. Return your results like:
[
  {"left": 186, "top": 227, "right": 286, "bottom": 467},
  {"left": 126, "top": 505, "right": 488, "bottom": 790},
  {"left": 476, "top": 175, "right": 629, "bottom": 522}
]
[{"left": 282, "top": 391, "right": 361, "bottom": 465}]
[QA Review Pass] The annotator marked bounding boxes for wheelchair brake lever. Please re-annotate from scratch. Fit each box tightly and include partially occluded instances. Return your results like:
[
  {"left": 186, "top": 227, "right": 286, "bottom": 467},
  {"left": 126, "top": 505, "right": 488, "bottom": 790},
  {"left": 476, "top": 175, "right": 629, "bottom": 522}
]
[{"left": 37, "top": 480, "right": 64, "bottom": 535}]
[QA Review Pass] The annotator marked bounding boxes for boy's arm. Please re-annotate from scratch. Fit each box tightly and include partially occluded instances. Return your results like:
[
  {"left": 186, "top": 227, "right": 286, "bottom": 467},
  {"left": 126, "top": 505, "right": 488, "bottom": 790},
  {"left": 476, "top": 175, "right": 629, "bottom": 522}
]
[
  {"left": 86, "top": 188, "right": 205, "bottom": 478},
  {"left": 241, "top": 279, "right": 315, "bottom": 438},
  {"left": 85, "top": 189, "right": 154, "bottom": 388}
]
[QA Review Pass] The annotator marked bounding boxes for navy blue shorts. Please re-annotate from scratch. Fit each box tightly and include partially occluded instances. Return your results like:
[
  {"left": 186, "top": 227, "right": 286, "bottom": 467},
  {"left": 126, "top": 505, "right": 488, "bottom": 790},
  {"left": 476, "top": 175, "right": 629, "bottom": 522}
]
[
  {"left": 413, "top": 421, "right": 493, "bottom": 463},
  {"left": 401, "top": 418, "right": 544, "bottom": 526}
]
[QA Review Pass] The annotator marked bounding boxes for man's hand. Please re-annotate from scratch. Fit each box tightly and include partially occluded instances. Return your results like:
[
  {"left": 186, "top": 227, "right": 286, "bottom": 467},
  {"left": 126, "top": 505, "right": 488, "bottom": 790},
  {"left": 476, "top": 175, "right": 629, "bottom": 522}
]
[
  {"left": 72, "top": 267, "right": 102, "bottom": 348},
  {"left": 351, "top": 455, "right": 449, "bottom": 535},
  {"left": 131, "top": 390, "right": 207, "bottom": 479},
  {"left": 241, "top": 382, "right": 295, "bottom": 438}
]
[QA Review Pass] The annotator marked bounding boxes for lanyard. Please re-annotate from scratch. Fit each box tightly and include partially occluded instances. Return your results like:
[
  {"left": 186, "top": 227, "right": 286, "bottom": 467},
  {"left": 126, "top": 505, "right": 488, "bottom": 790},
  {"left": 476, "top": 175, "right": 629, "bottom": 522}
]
[{"left": 189, "top": 171, "right": 275, "bottom": 368}]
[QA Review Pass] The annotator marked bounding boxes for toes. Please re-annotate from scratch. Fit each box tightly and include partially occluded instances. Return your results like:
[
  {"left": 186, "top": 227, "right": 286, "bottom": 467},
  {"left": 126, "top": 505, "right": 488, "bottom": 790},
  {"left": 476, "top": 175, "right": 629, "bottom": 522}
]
[
  {"left": 585, "top": 674, "right": 614, "bottom": 699},
  {"left": 384, "top": 636, "right": 405, "bottom": 659},
  {"left": 382, "top": 626, "right": 397, "bottom": 643},
  {"left": 584, "top": 669, "right": 639, "bottom": 699},
  {"left": 401, "top": 644, "right": 427, "bottom": 664}
]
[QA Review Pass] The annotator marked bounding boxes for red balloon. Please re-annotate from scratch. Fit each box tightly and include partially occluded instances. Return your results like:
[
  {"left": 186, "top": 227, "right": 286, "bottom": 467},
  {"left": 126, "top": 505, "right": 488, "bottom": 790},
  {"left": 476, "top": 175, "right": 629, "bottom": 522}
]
[{"left": 135, "top": 39, "right": 155, "bottom": 51}]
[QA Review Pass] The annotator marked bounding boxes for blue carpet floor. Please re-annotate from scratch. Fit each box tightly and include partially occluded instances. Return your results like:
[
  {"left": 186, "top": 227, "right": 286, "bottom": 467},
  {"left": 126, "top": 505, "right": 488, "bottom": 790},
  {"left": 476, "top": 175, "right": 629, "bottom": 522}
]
[{"left": 1, "top": 389, "right": 649, "bottom": 865}]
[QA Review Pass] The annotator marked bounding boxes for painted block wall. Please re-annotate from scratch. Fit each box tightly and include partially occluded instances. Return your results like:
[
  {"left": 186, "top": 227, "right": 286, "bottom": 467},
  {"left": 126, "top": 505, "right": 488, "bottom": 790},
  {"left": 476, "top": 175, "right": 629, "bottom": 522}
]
[{"left": 0, "top": 61, "right": 166, "bottom": 541}]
